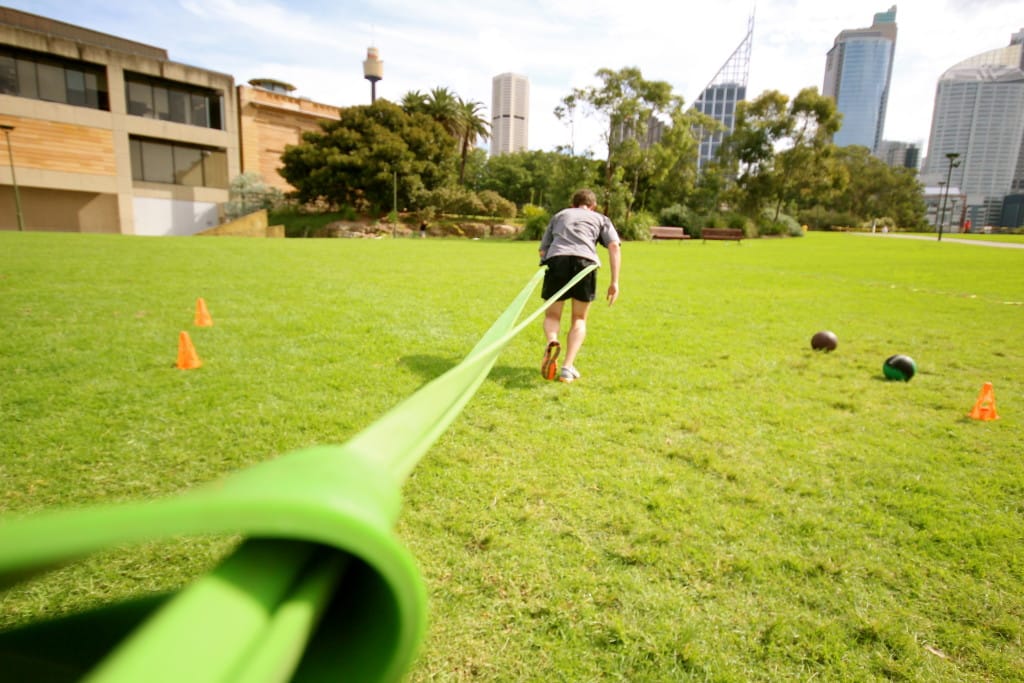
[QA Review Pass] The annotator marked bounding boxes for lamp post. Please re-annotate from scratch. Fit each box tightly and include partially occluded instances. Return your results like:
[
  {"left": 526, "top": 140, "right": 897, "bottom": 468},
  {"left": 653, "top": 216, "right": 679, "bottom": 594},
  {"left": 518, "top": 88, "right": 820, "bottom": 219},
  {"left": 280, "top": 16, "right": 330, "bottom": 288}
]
[
  {"left": 937, "top": 181, "right": 946, "bottom": 232},
  {"left": 938, "top": 152, "right": 960, "bottom": 242},
  {"left": 0, "top": 124, "right": 25, "bottom": 231}
]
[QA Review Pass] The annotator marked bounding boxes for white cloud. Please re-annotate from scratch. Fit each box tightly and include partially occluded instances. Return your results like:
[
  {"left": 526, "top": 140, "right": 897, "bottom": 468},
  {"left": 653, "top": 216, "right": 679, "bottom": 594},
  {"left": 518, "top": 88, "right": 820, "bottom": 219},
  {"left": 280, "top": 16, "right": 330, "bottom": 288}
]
[{"left": 9, "top": 0, "right": 1021, "bottom": 155}]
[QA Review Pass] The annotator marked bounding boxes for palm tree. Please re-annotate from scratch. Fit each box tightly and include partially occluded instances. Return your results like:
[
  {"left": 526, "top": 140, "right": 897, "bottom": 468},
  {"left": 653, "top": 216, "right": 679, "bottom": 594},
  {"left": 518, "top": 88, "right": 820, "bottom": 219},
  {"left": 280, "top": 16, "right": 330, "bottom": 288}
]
[
  {"left": 400, "top": 90, "right": 428, "bottom": 115},
  {"left": 425, "top": 87, "right": 461, "bottom": 139},
  {"left": 456, "top": 98, "right": 490, "bottom": 184}
]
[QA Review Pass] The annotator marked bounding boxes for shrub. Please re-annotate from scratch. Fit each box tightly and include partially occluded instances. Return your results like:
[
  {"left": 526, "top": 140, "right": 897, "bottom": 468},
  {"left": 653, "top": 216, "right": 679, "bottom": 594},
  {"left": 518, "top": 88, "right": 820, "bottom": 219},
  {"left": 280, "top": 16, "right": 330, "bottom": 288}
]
[
  {"left": 520, "top": 204, "right": 550, "bottom": 240},
  {"left": 658, "top": 204, "right": 689, "bottom": 228},
  {"left": 225, "top": 172, "right": 284, "bottom": 220},
  {"left": 759, "top": 210, "right": 802, "bottom": 237},
  {"left": 617, "top": 210, "right": 657, "bottom": 241},
  {"left": 798, "top": 206, "right": 861, "bottom": 232},
  {"left": 478, "top": 190, "right": 517, "bottom": 219}
]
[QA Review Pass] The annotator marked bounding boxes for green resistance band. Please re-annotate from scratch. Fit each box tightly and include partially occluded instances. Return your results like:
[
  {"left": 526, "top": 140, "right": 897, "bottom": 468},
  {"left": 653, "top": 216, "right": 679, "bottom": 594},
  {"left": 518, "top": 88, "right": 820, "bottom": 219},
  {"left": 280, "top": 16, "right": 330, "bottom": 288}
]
[{"left": 0, "top": 264, "right": 596, "bottom": 683}]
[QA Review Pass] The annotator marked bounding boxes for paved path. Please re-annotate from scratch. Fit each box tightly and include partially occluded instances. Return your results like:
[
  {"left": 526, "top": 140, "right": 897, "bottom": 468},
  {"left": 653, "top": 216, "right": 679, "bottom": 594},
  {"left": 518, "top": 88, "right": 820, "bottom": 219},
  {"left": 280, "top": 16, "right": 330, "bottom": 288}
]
[{"left": 855, "top": 232, "right": 1024, "bottom": 249}]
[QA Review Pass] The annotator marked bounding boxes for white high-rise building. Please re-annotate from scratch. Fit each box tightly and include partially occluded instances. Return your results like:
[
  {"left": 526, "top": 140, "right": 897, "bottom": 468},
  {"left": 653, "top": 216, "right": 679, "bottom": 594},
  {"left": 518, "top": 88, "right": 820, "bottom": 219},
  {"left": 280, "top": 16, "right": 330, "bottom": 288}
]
[
  {"left": 921, "top": 29, "right": 1024, "bottom": 227},
  {"left": 490, "top": 73, "right": 528, "bottom": 155}
]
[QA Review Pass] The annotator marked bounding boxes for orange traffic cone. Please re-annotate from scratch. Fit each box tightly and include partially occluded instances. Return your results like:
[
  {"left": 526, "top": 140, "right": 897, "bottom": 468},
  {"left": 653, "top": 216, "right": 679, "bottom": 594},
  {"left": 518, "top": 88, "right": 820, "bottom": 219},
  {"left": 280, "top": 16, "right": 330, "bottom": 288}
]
[
  {"left": 968, "top": 382, "right": 999, "bottom": 421},
  {"left": 194, "top": 297, "right": 213, "bottom": 327},
  {"left": 176, "top": 331, "right": 202, "bottom": 370}
]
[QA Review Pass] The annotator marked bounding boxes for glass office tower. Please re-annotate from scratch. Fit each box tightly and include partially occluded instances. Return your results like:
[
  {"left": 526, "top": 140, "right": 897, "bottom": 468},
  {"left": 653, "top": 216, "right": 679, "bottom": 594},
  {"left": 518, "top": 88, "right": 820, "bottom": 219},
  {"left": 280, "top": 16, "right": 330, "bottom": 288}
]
[
  {"left": 823, "top": 7, "right": 897, "bottom": 152},
  {"left": 921, "top": 30, "right": 1024, "bottom": 228},
  {"left": 693, "top": 15, "right": 754, "bottom": 171}
]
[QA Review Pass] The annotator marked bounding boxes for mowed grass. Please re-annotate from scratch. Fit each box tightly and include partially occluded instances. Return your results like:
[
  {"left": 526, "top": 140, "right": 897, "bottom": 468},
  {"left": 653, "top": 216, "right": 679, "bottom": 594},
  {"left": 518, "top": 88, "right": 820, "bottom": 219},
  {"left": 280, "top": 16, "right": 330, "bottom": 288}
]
[{"left": 0, "top": 231, "right": 1021, "bottom": 681}]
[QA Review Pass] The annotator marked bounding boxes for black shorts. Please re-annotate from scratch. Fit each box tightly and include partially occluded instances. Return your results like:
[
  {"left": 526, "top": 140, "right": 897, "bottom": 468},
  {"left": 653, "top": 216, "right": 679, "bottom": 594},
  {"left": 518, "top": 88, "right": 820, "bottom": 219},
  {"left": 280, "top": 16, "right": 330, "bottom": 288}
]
[{"left": 542, "top": 255, "right": 597, "bottom": 302}]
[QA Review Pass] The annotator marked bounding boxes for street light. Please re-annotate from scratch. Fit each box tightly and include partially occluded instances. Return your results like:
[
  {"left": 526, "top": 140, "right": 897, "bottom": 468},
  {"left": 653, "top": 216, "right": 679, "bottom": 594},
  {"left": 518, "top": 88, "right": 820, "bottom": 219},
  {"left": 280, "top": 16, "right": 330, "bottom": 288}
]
[
  {"left": 937, "top": 181, "right": 946, "bottom": 231},
  {"left": 0, "top": 124, "right": 24, "bottom": 231},
  {"left": 938, "top": 152, "right": 960, "bottom": 242}
]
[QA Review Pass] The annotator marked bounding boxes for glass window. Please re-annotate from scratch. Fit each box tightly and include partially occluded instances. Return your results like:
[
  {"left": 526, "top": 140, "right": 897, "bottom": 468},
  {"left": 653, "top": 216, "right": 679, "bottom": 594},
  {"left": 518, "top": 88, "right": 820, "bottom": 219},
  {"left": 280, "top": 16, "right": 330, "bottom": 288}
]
[
  {"left": 66, "top": 69, "right": 86, "bottom": 106},
  {"left": 174, "top": 145, "right": 203, "bottom": 186},
  {"left": 203, "top": 149, "right": 228, "bottom": 189},
  {"left": 15, "top": 57, "right": 37, "bottom": 99},
  {"left": 190, "top": 93, "right": 209, "bottom": 128},
  {"left": 0, "top": 54, "right": 15, "bottom": 94},
  {"left": 0, "top": 48, "right": 107, "bottom": 110},
  {"left": 84, "top": 72, "right": 101, "bottom": 109},
  {"left": 168, "top": 89, "right": 188, "bottom": 123},
  {"left": 37, "top": 62, "right": 66, "bottom": 103},
  {"left": 127, "top": 80, "right": 153, "bottom": 117},
  {"left": 154, "top": 86, "right": 170, "bottom": 121},
  {"left": 208, "top": 95, "right": 223, "bottom": 130},
  {"left": 130, "top": 137, "right": 227, "bottom": 188},
  {"left": 141, "top": 140, "right": 174, "bottom": 183},
  {"left": 130, "top": 138, "right": 144, "bottom": 181}
]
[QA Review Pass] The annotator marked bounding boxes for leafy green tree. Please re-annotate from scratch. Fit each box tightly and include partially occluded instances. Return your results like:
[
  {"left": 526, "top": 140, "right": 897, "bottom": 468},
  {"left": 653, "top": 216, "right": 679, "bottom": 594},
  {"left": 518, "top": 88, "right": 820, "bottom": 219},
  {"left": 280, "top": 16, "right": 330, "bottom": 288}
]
[
  {"left": 558, "top": 67, "right": 678, "bottom": 221},
  {"left": 643, "top": 105, "right": 716, "bottom": 211},
  {"left": 721, "top": 88, "right": 843, "bottom": 222},
  {"left": 826, "top": 146, "right": 926, "bottom": 228},
  {"left": 278, "top": 100, "right": 456, "bottom": 212},
  {"left": 477, "top": 150, "right": 600, "bottom": 213}
]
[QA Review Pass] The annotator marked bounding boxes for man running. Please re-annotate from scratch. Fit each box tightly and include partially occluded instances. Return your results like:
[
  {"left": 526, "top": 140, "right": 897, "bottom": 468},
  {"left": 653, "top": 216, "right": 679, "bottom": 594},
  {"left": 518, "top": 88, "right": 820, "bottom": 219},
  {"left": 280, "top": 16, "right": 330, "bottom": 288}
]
[{"left": 538, "top": 189, "right": 621, "bottom": 383}]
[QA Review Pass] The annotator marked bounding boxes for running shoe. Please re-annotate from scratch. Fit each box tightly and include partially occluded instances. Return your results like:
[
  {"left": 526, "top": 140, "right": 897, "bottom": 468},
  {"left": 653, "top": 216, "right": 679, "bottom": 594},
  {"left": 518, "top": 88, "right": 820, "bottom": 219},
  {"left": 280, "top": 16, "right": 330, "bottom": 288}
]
[
  {"left": 541, "top": 341, "right": 560, "bottom": 380},
  {"left": 558, "top": 366, "right": 581, "bottom": 383}
]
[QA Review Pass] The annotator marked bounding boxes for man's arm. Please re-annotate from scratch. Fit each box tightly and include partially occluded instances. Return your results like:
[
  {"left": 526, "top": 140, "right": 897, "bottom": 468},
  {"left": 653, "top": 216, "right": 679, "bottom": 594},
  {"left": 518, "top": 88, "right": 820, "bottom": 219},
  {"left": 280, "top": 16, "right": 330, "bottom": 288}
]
[{"left": 606, "top": 241, "right": 621, "bottom": 306}]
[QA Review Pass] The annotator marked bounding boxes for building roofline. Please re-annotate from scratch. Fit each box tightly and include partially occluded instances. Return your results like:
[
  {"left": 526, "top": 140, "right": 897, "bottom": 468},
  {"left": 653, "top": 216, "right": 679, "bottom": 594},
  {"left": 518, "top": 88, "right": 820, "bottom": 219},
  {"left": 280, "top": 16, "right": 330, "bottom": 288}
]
[{"left": 0, "top": 6, "right": 168, "bottom": 60}]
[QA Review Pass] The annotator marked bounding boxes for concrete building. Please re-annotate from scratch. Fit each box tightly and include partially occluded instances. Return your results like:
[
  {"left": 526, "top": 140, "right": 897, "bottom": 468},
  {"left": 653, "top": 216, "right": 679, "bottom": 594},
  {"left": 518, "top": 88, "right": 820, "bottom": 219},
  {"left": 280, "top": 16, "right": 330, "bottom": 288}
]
[
  {"left": 0, "top": 7, "right": 240, "bottom": 235},
  {"left": 823, "top": 6, "right": 897, "bottom": 152},
  {"left": 238, "top": 79, "right": 341, "bottom": 194},
  {"left": 693, "top": 15, "right": 753, "bottom": 171},
  {"left": 920, "top": 29, "right": 1024, "bottom": 228},
  {"left": 877, "top": 140, "right": 920, "bottom": 170},
  {"left": 490, "top": 72, "right": 528, "bottom": 156}
]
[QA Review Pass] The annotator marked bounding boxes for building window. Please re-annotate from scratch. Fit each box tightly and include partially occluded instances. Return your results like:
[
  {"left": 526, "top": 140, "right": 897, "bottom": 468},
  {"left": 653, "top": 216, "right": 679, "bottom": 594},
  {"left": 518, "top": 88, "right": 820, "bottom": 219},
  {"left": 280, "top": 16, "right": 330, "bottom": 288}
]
[
  {"left": 124, "top": 73, "right": 223, "bottom": 130},
  {"left": 130, "top": 136, "right": 228, "bottom": 189},
  {"left": 0, "top": 47, "right": 109, "bottom": 110}
]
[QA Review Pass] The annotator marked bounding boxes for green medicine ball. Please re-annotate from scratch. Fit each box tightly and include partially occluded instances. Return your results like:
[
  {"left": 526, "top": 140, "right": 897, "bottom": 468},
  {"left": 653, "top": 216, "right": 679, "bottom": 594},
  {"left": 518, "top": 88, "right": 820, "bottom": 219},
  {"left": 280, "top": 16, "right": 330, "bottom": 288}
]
[{"left": 883, "top": 354, "right": 916, "bottom": 382}]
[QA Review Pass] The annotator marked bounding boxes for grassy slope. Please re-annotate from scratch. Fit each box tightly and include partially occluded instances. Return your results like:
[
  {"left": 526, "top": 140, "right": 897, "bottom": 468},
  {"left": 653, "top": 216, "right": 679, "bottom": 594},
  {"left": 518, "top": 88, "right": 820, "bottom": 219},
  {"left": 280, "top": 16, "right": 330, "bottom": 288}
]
[{"left": 0, "top": 232, "right": 1021, "bottom": 681}]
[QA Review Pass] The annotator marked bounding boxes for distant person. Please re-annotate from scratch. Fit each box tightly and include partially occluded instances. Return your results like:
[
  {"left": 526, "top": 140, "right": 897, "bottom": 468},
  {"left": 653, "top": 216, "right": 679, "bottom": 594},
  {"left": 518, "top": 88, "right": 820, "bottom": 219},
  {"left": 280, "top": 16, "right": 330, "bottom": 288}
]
[
  {"left": 419, "top": 221, "right": 427, "bottom": 238},
  {"left": 538, "top": 189, "right": 621, "bottom": 384}
]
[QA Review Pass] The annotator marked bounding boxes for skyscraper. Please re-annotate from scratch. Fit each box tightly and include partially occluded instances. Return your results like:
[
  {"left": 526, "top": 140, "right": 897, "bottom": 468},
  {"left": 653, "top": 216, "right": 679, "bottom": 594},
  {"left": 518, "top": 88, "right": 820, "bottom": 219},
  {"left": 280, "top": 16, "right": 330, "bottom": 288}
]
[
  {"left": 693, "top": 14, "right": 753, "bottom": 171},
  {"left": 490, "top": 73, "right": 528, "bottom": 156},
  {"left": 921, "top": 29, "right": 1024, "bottom": 228},
  {"left": 823, "top": 6, "right": 897, "bottom": 152}
]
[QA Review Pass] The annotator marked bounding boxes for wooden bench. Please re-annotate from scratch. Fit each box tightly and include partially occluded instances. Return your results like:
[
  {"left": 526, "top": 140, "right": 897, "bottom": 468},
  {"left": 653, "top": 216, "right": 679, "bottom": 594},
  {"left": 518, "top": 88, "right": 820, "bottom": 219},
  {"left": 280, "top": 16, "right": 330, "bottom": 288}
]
[
  {"left": 701, "top": 228, "right": 745, "bottom": 244},
  {"left": 650, "top": 226, "right": 690, "bottom": 240}
]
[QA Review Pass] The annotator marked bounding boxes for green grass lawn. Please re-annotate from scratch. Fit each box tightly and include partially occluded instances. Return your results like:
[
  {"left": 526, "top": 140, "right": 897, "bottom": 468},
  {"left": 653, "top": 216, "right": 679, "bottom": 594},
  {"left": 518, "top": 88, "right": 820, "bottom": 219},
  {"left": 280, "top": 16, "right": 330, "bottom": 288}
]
[{"left": 1, "top": 231, "right": 1021, "bottom": 681}]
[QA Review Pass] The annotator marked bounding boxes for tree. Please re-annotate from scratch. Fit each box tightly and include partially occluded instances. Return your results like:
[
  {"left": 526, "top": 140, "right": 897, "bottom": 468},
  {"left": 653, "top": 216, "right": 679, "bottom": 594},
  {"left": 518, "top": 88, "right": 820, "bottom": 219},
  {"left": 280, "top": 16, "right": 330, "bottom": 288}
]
[
  {"left": 721, "top": 88, "right": 843, "bottom": 221},
  {"left": 400, "top": 90, "right": 429, "bottom": 115},
  {"left": 558, "top": 67, "right": 679, "bottom": 222},
  {"left": 826, "top": 146, "right": 926, "bottom": 228},
  {"left": 424, "top": 87, "right": 461, "bottom": 139},
  {"left": 455, "top": 99, "right": 490, "bottom": 185},
  {"left": 643, "top": 105, "right": 716, "bottom": 211},
  {"left": 278, "top": 100, "right": 456, "bottom": 212},
  {"left": 477, "top": 150, "right": 600, "bottom": 213}
]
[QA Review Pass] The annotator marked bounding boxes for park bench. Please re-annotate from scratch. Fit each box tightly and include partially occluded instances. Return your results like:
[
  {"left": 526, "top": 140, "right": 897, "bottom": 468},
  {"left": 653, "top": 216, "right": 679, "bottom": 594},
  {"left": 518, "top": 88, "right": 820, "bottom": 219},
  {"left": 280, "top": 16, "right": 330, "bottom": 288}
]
[
  {"left": 701, "top": 227, "right": 745, "bottom": 244},
  {"left": 650, "top": 226, "right": 690, "bottom": 240}
]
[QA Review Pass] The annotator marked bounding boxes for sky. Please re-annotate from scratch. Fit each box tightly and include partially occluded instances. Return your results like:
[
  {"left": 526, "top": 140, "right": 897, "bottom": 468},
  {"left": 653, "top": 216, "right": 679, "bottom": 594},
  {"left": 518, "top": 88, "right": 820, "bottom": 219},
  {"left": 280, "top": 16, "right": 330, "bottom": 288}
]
[{"left": 8, "top": 0, "right": 1021, "bottom": 157}]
